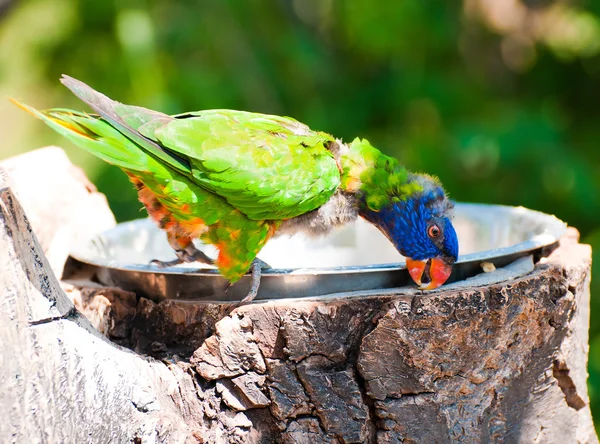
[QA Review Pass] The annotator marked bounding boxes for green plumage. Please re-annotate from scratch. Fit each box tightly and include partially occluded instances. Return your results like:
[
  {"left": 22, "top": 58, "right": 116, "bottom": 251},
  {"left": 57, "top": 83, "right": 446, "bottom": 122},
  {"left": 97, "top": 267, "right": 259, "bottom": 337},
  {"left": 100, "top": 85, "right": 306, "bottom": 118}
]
[
  {"left": 13, "top": 76, "right": 347, "bottom": 282},
  {"left": 340, "top": 138, "right": 424, "bottom": 211},
  {"left": 151, "top": 110, "right": 340, "bottom": 220}
]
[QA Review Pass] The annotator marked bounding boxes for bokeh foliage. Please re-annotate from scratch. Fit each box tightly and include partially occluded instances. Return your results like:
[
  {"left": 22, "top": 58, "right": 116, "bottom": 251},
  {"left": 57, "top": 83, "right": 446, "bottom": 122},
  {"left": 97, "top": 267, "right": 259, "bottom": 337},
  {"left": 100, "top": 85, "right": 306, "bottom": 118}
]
[{"left": 2, "top": 0, "right": 600, "bottom": 424}]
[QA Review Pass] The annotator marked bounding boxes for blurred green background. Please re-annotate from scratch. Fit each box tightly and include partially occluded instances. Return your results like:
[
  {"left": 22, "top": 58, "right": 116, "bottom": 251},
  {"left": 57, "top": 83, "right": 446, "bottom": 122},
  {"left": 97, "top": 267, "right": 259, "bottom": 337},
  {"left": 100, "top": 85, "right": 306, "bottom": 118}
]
[{"left": 1, "top": 0, "right": 599, "bottom": 424}]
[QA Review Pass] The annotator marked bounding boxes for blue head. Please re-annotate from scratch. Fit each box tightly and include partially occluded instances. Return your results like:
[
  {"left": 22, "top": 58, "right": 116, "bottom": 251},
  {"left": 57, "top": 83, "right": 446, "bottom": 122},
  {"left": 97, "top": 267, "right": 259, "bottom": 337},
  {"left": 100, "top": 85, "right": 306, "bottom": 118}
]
[{"left": 361, "top": 181, "right": 459, "bottom": 290}]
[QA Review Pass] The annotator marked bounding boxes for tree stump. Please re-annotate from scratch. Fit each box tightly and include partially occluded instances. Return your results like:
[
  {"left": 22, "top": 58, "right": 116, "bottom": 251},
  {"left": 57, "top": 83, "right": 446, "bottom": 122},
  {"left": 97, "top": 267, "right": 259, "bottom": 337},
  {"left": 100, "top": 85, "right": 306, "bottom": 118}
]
[{"left": 0, "top": 148, "right": 597, "bottom": 443}]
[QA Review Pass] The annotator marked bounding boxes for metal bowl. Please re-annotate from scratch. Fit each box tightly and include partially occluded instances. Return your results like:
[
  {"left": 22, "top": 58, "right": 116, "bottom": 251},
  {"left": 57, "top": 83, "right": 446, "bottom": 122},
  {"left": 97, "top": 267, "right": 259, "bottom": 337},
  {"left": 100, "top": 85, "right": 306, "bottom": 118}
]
[{"left": 70, "top": 203, "right": 566, "bottom": 302}]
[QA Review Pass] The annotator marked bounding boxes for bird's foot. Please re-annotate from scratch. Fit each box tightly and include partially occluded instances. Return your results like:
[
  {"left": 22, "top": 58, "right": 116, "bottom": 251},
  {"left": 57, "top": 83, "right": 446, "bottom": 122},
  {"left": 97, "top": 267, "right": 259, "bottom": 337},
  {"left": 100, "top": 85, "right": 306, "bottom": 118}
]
[
  {"left": 230, "top": 258, "right": 272, "bottom": 305},
  {"left": 150, "top": 244, "right": 214, "bottom": 269}
]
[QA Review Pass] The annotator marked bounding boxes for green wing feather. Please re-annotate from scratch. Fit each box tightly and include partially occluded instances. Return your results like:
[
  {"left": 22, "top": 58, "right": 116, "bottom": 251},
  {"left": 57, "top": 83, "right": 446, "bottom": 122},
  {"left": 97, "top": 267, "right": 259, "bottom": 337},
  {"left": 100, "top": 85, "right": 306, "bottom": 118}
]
[
  {"left": 58, "top": 75, "right": 341, "bottom": 222},
  {"left": 151, "top": 110, "right": 341, "bottom": 220}
]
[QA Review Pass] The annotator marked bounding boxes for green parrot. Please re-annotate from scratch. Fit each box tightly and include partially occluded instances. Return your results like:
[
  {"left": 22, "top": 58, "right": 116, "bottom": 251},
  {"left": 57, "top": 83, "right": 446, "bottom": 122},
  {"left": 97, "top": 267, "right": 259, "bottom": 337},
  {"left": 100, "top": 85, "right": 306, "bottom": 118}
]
[{"left": 13, "top": 76, "right": 459, "bottom": 302}]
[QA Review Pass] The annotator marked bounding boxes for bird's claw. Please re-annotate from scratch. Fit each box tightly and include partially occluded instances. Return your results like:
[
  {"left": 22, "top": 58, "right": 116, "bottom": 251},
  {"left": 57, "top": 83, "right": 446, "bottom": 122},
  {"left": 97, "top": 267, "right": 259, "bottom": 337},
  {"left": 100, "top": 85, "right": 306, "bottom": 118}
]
[
  {"left": 150, "top": 244, "right": 214, "bottom": 268},
  {"left": 150, "top": 257, "right": 183, "bottom": 269}
]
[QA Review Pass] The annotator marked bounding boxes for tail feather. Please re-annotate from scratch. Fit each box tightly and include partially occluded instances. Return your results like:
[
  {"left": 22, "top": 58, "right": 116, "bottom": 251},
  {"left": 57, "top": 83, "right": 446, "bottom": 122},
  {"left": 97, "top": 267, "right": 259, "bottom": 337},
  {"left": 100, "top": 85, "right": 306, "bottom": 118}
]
[
  {"left": 60, "top": 75, "right": 190, "bottom": 173},
  {"left": 11, "top": 99, "right": 157, "bottom": 172}
]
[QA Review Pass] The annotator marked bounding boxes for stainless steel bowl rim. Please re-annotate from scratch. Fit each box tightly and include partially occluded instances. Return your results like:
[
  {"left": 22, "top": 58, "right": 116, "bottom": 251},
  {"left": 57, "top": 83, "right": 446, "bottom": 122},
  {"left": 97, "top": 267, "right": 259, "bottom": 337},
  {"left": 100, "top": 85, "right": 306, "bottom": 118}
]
[{"left": 70, "top": 202, "right": 567, "bottom": 276}]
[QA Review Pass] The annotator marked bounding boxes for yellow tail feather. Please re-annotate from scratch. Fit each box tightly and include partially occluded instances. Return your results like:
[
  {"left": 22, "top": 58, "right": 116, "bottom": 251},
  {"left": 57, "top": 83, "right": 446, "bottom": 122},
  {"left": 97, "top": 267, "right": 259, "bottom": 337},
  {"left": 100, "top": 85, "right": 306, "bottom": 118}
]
[{"left": 10, "top": 98, "right": 93, "bottom": 139}]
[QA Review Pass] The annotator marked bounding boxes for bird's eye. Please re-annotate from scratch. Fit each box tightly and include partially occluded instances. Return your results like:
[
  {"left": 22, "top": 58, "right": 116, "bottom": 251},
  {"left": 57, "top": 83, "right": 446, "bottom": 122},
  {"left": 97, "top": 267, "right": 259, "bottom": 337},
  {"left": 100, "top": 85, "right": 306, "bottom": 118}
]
[{"left": 428, "top": 224, "right": 441, "bottom": 239}]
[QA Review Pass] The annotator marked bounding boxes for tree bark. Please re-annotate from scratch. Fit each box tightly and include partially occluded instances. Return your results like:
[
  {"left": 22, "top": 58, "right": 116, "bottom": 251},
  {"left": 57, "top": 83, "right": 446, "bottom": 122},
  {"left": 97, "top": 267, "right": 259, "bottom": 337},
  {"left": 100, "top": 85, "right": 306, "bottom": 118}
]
[
  {"left": 0, "top": 147, "right": 115, "bottom": 278},
  {"left": 0, "top": 148, "right": 597, "bottom": 443}
]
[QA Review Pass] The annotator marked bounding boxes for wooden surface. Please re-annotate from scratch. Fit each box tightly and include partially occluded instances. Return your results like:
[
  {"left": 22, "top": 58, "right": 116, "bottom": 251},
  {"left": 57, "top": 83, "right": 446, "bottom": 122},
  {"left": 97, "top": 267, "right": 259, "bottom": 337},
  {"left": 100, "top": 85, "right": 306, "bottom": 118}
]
[
  {"left": 0, "top": 147, "right": 115, "bottom": 278},
  {"left": 1, "top": 148, "right": 597, "bottom": 443}
]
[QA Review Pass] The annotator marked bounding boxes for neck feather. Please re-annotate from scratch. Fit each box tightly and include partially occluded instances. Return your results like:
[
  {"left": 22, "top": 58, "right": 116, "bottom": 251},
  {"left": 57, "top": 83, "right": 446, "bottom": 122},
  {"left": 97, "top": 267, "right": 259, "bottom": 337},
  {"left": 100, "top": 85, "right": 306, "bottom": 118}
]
[{"left": 338, "top": 138, "right": 430, "bottom": 212}]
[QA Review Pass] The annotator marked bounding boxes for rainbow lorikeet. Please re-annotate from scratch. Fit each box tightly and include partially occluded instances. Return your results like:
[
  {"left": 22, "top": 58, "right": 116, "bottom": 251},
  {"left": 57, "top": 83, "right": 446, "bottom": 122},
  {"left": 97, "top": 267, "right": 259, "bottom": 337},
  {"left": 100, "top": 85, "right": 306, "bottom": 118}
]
[{"left": 13, "top": 76, "right": 459, "bottom": 302}]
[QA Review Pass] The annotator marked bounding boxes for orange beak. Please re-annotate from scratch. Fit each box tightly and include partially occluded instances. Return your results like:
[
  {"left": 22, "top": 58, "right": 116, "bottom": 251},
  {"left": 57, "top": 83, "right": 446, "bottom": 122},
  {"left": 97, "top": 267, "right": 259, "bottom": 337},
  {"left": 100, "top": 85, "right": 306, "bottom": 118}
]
[{"left": 405, "top": 257, "right": 453, "bottom": 290}]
